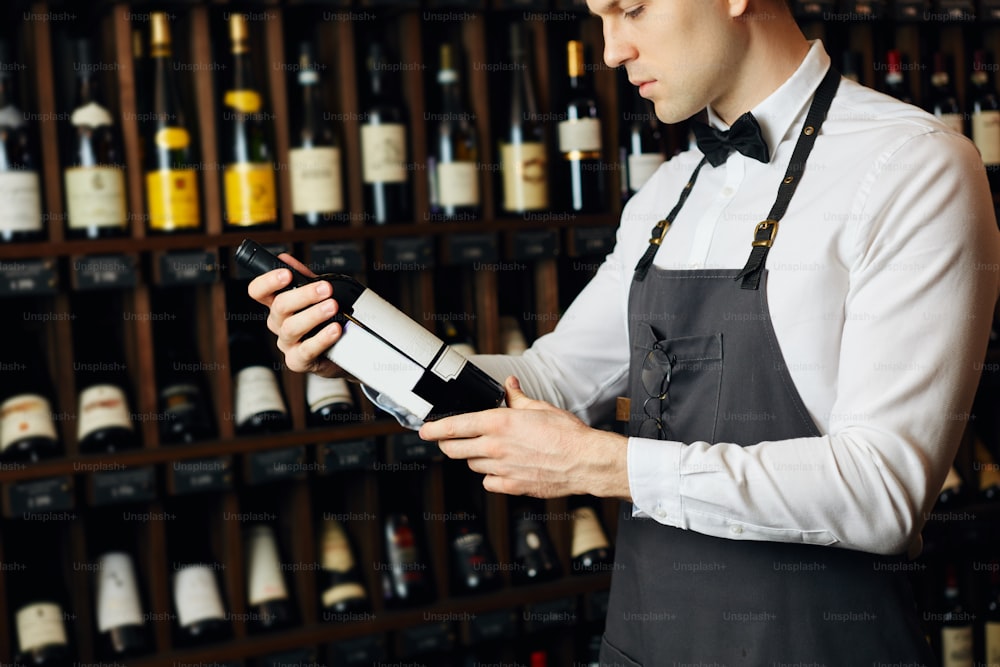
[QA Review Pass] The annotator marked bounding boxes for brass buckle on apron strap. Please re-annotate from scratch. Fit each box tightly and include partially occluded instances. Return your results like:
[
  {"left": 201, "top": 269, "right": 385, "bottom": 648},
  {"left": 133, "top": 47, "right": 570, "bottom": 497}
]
[{"left": 751, "top": 219, "right": 779, "bottom": 248}]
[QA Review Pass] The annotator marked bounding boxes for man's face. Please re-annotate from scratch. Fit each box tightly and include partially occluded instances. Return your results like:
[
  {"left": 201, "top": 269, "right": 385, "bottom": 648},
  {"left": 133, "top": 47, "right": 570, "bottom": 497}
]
[{"left": 588, "top": 0, "right": 747, "bottom": 123}]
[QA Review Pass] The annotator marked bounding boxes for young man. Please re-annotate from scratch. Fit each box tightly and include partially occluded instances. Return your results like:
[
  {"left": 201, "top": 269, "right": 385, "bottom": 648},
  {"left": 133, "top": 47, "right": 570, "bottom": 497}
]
[{"left": 249, "top": 0, "right": 1000, "bottom": 661}]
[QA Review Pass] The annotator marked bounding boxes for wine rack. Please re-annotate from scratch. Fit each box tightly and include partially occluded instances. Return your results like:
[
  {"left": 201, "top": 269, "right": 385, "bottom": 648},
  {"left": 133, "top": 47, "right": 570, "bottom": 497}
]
[{"left": 1, "top": 0, "right": 999, "bottom": 666}]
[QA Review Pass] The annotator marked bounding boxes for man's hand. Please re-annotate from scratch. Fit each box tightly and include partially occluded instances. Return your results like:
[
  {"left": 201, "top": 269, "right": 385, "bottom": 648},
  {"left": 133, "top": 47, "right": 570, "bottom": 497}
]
[
  {"left": 246, "top": 252, "right": 346, "bottom": 377},
  {"left": 419, "top": 376, "right": 632, "bottom": 500}
]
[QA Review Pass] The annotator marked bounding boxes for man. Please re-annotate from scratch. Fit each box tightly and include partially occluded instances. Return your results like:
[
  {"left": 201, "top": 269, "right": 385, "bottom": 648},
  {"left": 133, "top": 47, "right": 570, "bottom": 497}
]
[{"left": 249, "top": 0, "right": 1000, "bottom": 662}]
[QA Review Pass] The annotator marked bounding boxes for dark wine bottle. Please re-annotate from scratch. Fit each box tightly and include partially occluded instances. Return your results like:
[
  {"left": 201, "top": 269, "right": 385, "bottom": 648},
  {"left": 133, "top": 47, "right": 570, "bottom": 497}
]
[
  {"left": 154, "top": 296, "right": 216, "bottom": 444},
  {"left": 222, "top": 13, "right": 277, "bottom": 230},
  {"left": 429, "top": 42, "right": 480, "bottom": 221},
  {"left": 883, "top": 49, "right": 914, "bottom": 104},
  {"left": 169, "top": 502, "right": 230, "bottom": 646},
  {"left": 622, "top": 89, "right": 665, "bottom": 199},
  {"left": 245, "top": 523, "right": 295, "bottom": 632},
  {"left": 941, "top": 564, "right": 974, "bottom": 667},
  {"left": 318, "top": 517, "right": 369, "bottom": 619},
  {"left": 970, "top": 50, "right": 1000, "bottom": 191},
  {"left": 306, "top": 373, "right": 356, "bottom": 428},
  {"left": 73, "top": 296, "right": 138, "bottom": 454},
  {"left": 559, "top": 40, "right": 604, "bottom": 213},
  {"left": 510, "top": 500, "right": 561, "bottom": 585},
  {"left": 0, "top": 323, "right": 61, "bottom": 462},
  {"left": 144, "top": 11, "right": 201, "bottom": 234},
  {"left": 64, "top": 38, "right": 128, "bottom": 240},
  {"left": 0, "top": 39, "right": 44, "bottom": 243},
  {"left": 381, "top": 474, "right": 433, "bottom": 608},
  {"left": 569, "top": 497, "right": 613, "bottom": 574},
  {"left": 448, "top": 513, "right": 502, "bottom": 595},
  {"left": 926, "top": 52, "right": 964, "bottom": 135},
  {"left": 91, "top": 510, "right": 149, "bottom": 659},
  {"left": 9, "top": 521, "right": 73, "bottom": 667},
  {"left": 228, "top": 322, "right": 290, "bottom": 435},
  {"left": 500, "top": 24, "right": 548, "bottom": 215},
  {"left": 234, "top": 239, "right": 505, "bottom": 423},
  {"left": 361, "top": 40, "right": 410, "bottom": 224},
  {"left": 290, "top": 41, "right": 346, "bottom": 227}
]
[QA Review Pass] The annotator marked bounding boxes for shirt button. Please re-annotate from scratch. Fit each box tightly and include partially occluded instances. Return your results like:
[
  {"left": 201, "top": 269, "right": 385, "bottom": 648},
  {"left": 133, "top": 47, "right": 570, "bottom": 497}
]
[
  {"left": 730, "top": 525, "right": 744, "bottom": 535},
  {"left": 656, "top": 509, "right": 668, "bottom": 520},
  {"left": 721, "top": 187, "right": 735, "bottom": 197}
]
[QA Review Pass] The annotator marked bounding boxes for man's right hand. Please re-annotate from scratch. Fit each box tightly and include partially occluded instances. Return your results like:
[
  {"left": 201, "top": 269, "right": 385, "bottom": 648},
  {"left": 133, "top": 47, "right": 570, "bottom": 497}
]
[{"left": 246, "top": 252, "right": 346, "bottom": 377}]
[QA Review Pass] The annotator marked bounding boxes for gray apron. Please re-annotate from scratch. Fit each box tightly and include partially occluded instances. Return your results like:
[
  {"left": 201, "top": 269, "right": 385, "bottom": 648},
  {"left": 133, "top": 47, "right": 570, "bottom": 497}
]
[{"left": 600, "top": 69, "right": 936, "bottom": 666}]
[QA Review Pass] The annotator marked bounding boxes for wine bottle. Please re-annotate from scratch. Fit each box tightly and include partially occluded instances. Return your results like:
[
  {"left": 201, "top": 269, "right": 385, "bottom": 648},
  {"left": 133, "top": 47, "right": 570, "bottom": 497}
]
[
  {"left": 360, "top": 40, "right": 411, "bottom": 224},
  {"left": 234, "top": 239, "right": 505, "bottom": 423},
  {"left": 569, "top": 497, "right": 613, "bottom": 574},
  {"left": 510, "top": 500, "right": 561, "bottom": 585},
  {"left": 500, "top": 24, "right": 548, "bottom": 215},
  {"left": 448, "top": 513, "right": 502, "bottom": 595},
  {"left": 9, "top": 522, "right": 73, "bottom": 667},
  {"left": 0, "top": 324, "right": 61, "bottom": 462},
  {"left": 91, "top": 510, "right": 149, "bottom": 659},
  {"left": 559, "top": 40, "right": 604, "bottom": 213},
  {"left": 245, "top": 524, "right": 295, "bottom": 632},
  {"left": 381, "top": 474, "right": 433, "bottom": 608},
  {"left": 622, "top": 89, "right": 666, "bottom": 199},
  {"left": 290, "top": 41, "right": 345, "bottom": 227},
  {"left": 154, "top": 299, "right": 216, "bottom": 444},
  {"left": 941, "top": 564, "right": 974, "bottom": 667},
  {"left": 64, "top": 38, "right": 128, "bottom": 239},
  {"left": 984, "top": 567, "right": 1000, "bottom": 667},
  {"left": 429, "top": 43, "right": 480, "bottom": 221},
  {"left": 883, "top": 49, "right": 914, "bottom": 104},
  {"left": 0, "top": 39, "right": 44, "bottom": 243},
  {"left": 318, "top": 517, "right": 369, "bottom": 619},
  {"left": 229, "top": 322, "right": 290, "bottom": 435},
  {"left": 73, "top": 296, "right": 138, "bottom": 454},
  {"left": 144, "top": 12, "right": 201, "bottom": 234},
  {"left": 306, "top": 373, "right": 357, "bottom": 428},
  {"left": 927, "top": 52, "right": 964, "bottom": 135},
  {"left": 970, "top": 50, "right": 1000, "bottom": 191},
  {"left": 222, "top": 13, "right": 278, "bottom": 230},
  {"left": 169, "top": 505, "right": 230, "bottom": 646}
]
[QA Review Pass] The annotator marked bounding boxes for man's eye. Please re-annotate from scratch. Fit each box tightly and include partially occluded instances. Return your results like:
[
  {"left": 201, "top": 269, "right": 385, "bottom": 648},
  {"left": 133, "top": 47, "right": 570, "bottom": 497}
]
[{"left": 624, "top": 5, "right": 644, "bottom": 18}]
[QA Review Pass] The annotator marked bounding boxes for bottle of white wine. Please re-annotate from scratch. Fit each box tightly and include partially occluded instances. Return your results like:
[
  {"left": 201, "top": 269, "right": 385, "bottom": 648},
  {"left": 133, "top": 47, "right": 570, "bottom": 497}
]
[
  {"left": 229, "top": 321, "right": 290, "bottom": 435},
  {"left": 558, "top": 40, "right": 604, "bottom": 213},
  {"left": 90, "top": 509, "right": 149, "bottom": 659},
  {"left": 144, "top": 12, "right": 201, "bottom": 234},
  {"left": 429, "top": 42, "right": 479, "bottom": 221},
  {"left": 245, "top": 524, "right": 295, "bottom": 633},
  {"left": 500, "top": 24, "right": 547, "bottom": 216},
  {"left": 0, "top": 38, "right": 44, "bottom": 243},
  {"left": 0, "top": 322, "right": 61, "bottom": 462},
  {"left": 360, "top": 40, "right": 410, "bottom": 224},
  {"left": 222, "top": 13, "right": 277, "bottom": 230},
  {"left": 235, "top": 239, "right": 505, "bottom": 423},
  {"left": 10, "top": 521, "right": 73, "bottom": 667},
  {"left": 318, "top": 517, "right": 369, "bottom": 619},
  {"left": 64, "top": 38, "right": 128, "bottom": 240}
]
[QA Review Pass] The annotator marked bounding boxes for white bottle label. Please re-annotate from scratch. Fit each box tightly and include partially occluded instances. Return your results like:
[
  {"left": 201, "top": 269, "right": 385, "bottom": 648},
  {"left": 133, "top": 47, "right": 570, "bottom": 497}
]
[
  {"left": 0, "top": 394, "right": 57, "bottom": 452},
  {"left": 16, "top": 603, "right": 68, "bottom": 652},
  {"left": 361, "top": 123, "right": 407, "bottom": 184},
  {"left": 570, "top": 506, "right": 610, "bottom": 557},
  {"left": 436, "top": 161, "right": 480, "bottom": 207},
  {"left": 306, "top": 374, "right": 354, "bottom": 413},
  {"left": 322, "top": 582, "right": 367, "bottom": 609},
  {"left": 558, "top": 118, "right": 602, "bottom": 153},
  {"left": 96, "top": 552, "right": 144, "bottom": 632},
  {"left": 77, "top": 384, "right": 133, "bottom": 442},
  {"left": 234, "top": 366, "right": 287, "bottom": 427},
  {"left": 628, "top": 153, "right": 664, "bottom": 192},
  {"left": 71, "top": 101, "right": 113, "bottom": 128},
  {"left": 173, "top": 564, "right": 226, "bottom": 627},
  {"left": 64, "top": 166, "right": 127, "bottom": 229},
  {"left": 973, "top": 110, "right": 1000, "bottom": 166},
  {"left": 289, "top": 146, "right": 344, "bottom": 214},
  {"left": 986, "top": 620, "right": 1000, "bottom": 666},
  {"left": 246, "top": 525, "right": 289, "bottom": 606},
  {"left": 321, "top": 519, "right": 356, "bottom": 572},
  {"left": 0, "top": 171, "right": 42, "bottom": 232},
  {"left": 500, "top": 141, "right": 548, "bottom": 212},
  {"left": 941, "top": 625, "right": 974, "bottom": 667}
]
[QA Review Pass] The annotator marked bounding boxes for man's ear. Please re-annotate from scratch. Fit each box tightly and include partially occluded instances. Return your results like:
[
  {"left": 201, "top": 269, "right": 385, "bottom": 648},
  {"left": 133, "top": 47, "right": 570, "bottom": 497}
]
[{"left": 728, "top": 0, "right": 751, "bottom": 18}]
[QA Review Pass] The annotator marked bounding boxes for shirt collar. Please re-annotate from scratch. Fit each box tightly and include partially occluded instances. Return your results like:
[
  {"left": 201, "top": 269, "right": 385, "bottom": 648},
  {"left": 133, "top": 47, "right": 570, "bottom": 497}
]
[{"left": 705, "top": 40, "right": 832, "bottom": 163}]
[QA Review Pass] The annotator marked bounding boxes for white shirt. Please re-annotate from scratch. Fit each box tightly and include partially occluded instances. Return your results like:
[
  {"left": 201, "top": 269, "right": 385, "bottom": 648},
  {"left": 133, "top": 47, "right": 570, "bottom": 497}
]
[{"left": 473, "top": 40, "right": 1000, "bottom": 557}]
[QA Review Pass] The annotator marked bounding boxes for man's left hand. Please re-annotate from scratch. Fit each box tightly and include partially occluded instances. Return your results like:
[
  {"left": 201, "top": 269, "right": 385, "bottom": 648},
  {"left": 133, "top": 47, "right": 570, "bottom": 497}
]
[{"left": 418, "top": 376, "right": 631, "bottom": 500}]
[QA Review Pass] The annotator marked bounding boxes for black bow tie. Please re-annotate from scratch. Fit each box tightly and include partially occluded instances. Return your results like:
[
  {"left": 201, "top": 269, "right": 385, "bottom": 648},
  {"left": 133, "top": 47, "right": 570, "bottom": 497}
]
[{"left": 692, "top": 112, "right": 770, "bottom": 167}]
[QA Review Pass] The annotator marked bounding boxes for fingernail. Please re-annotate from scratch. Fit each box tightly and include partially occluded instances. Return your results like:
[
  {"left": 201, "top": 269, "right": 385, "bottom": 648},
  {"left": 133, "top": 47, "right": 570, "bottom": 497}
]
[
  {"left": 316, "top": 281, "right": 331, "bottom": 296},
  {"left": 322, "top": 301, "right": 336, "bottom": 315}
]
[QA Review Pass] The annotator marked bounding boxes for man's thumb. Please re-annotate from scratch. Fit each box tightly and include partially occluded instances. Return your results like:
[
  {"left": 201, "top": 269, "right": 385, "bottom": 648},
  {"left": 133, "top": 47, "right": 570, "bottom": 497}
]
[{"left": 504, "top": 375, "right": 533, "bottom": 408}]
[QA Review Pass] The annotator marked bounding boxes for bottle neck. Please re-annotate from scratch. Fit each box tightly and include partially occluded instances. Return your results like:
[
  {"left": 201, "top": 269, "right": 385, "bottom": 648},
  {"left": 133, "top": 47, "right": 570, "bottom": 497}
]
[
  {"left": 76, "top": 73, "right": 96, "bottom": 107},
  {"left": 300, "top": 77, "right": 322, "bottom": 140}
]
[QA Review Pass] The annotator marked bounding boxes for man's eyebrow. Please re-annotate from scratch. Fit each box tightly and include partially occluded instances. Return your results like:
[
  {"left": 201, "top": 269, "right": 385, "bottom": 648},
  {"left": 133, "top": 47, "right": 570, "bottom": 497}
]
[{"left": 589, "top": 0, "right": 620, "bottom": 16}]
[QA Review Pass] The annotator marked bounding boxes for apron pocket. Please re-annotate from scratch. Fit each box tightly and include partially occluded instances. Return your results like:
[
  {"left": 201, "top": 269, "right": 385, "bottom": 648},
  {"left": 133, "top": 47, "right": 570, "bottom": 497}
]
[{"left": 633, "top": 329, "right": 723, "bottom": 443}]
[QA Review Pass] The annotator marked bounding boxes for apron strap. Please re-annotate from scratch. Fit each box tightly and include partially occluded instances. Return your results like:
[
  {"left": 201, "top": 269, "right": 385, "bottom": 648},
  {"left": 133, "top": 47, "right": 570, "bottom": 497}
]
[{"left": 735, "top": 66, "right": 841, "bottom": 290}]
